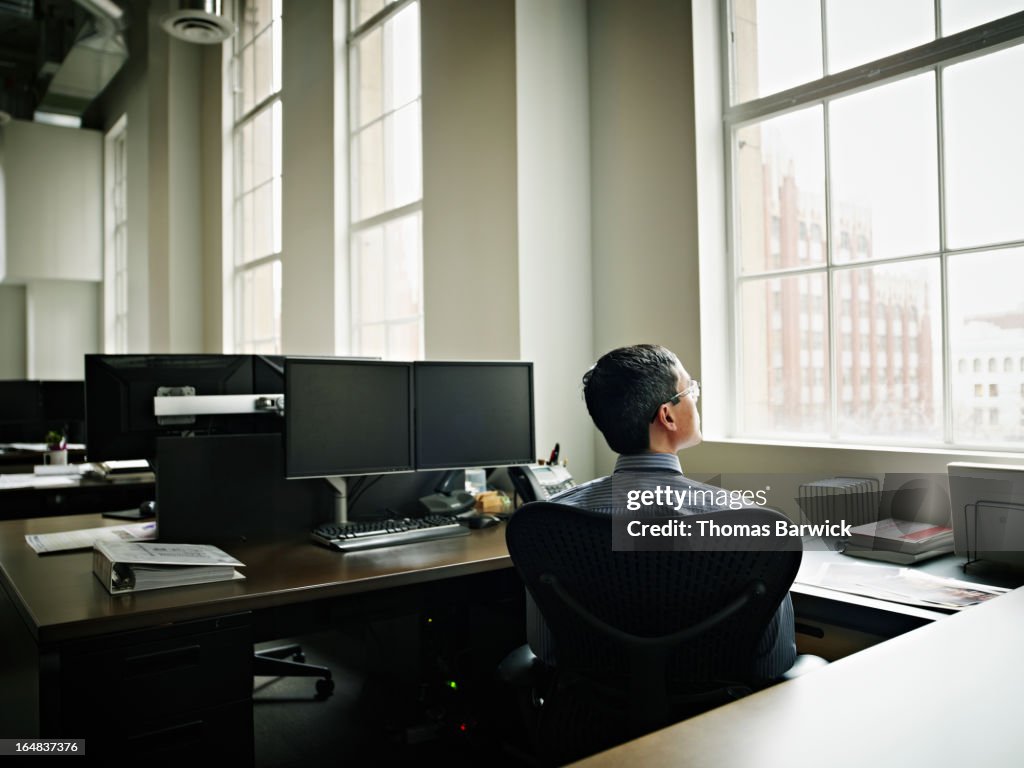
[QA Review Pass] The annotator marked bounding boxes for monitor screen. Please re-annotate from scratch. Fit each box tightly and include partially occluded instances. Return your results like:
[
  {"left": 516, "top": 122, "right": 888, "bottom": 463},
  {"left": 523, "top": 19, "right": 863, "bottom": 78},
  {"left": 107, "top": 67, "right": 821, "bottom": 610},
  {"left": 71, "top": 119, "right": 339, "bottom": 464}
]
[
  {"left": 414, "top": 361, "right": 534, "bottom": 470},
  {"left": 85, "top": 355, "right": 281, "bottom": 462},
  {"left": 40, "top": 380, "right": 86, "bottom": 443},
  {"left": 285, "top": 357, "right": 414, "bottom": 479},
  {"left": 0, "top": 380, "right": 43, "bottom": 441}
]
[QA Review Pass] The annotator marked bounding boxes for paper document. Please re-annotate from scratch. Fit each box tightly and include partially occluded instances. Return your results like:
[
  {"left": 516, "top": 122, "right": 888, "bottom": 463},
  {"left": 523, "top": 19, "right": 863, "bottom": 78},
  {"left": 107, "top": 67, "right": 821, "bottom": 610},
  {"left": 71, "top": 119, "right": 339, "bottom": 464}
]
[
  {"left": 1, "top": 473, "right": 79, "bottom": 490},
  {"left": 6, "top": 442, "right": 86, "bottom": 451},
  {"left": 26, "top": 522, "right": 157, "bottom": 554},
  {"left": 797, "top": 562, "right": 1009, "bottom": 610}
]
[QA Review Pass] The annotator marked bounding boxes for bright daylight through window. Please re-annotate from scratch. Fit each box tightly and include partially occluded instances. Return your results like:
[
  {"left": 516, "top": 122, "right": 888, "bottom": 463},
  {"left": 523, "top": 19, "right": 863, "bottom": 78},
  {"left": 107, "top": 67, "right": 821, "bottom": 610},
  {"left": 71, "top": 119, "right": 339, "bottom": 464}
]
[
  {"left": 727, "top": 0, "right": 1024, "bottom": 448},
  {"left": 348, "top": 0, "right": 424, "bottom": 360}
]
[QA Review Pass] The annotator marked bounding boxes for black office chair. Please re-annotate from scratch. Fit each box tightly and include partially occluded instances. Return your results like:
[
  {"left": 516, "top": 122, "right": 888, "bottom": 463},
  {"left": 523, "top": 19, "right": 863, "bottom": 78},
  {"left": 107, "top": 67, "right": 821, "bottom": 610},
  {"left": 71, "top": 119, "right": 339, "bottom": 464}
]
[{"left": 502, "top": 501, "right": 809, "bottom": 765}]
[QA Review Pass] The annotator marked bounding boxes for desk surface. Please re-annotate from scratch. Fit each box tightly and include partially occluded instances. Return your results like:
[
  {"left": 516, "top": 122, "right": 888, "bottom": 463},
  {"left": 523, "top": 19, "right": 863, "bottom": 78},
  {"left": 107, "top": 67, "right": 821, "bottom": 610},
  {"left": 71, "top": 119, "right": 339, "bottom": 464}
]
[
  {"left": 1, "top": 516, "right": 1007, "bottom": 648},
  {"left": 573, "top": 584, "right": 1024, "bottom": 767},
  {"left": 0, "top": 514, "right": 511, "bottom": 645}
]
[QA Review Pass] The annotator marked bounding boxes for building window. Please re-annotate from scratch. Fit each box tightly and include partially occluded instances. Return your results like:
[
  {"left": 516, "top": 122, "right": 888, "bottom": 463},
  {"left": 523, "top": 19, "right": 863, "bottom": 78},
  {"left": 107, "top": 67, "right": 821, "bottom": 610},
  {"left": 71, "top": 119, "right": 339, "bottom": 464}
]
[
  {"left": 348, "top": 0, "right": 424, "bottom": 359},
  {"left": 726, "top": 3, "right": 1024, "bottom": 447},
  {"left": 229, "top": 0, "right": 283, "bottom": 353},
  {"left": 103, "top": 114, "right": 128, "bottom": 353}
]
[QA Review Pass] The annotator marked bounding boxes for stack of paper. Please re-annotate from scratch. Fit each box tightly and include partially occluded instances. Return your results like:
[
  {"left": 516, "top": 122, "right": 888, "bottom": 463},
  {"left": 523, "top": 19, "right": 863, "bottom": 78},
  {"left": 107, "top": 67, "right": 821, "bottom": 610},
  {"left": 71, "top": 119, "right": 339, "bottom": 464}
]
[{"left": 800, "top": 561, "right": 1008, "bottom": 611}]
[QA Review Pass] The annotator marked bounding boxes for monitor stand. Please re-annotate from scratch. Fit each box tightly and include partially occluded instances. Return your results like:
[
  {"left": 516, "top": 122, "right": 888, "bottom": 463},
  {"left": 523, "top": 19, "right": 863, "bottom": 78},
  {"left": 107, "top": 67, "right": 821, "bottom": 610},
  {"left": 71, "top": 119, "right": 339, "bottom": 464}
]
[{"left": 326, "top": 476, "right": 349, "bottom": 524}]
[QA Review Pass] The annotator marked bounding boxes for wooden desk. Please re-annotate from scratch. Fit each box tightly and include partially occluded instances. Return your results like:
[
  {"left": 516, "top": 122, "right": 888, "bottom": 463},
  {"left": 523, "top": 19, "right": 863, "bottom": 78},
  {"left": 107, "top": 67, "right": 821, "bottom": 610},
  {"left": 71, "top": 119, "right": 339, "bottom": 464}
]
[
  {"left": 572, "top": 584, "right": 1024, "bottom": 767},
  {"left": 0, "top": 515, "right": 994, "bottom": 763},
  {"left": 0, "top": 513, "right": 511, "bottom": 762}
]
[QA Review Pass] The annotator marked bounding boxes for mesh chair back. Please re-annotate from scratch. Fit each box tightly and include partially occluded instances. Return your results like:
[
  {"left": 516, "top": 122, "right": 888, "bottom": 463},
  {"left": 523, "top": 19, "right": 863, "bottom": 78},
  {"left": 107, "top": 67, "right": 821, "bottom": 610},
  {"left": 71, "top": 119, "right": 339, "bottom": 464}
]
[{"left": 506, "top": 500, "right": 801, "bottom": 760}]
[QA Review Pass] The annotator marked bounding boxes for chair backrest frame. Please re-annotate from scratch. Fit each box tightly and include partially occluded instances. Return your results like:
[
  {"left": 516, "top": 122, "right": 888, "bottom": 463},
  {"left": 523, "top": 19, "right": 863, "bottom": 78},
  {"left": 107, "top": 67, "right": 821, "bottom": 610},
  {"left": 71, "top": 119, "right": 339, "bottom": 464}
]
[{"left": 506, "top": 501, "right": 801, "bottom": 741}]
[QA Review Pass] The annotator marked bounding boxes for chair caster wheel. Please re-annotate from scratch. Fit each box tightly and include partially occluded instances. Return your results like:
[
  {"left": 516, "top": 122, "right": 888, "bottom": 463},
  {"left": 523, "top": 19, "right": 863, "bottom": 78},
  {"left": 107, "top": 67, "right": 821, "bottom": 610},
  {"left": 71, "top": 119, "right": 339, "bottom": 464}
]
[{"left": 316, "top": 678, "right": 335, "bottom": 697}]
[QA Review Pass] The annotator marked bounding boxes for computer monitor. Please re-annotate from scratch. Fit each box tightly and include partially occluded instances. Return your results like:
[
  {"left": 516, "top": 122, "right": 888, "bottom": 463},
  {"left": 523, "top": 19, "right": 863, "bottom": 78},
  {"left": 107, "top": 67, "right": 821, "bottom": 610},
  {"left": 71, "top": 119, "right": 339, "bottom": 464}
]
[
  {"left": 413, "top": 361, "right": 535, "bottom": 471},
  {"left": 284, "top": 357, "right": 415, "bottom": 479},
  {"left": 85, "top": 355, "right": 281, "bottom": 462},
  {"left": 0, "top": 380, "right": 43, "bottom": 442},
  {"left": 40, "top": 380, "right": 86, "bottom": 444}
]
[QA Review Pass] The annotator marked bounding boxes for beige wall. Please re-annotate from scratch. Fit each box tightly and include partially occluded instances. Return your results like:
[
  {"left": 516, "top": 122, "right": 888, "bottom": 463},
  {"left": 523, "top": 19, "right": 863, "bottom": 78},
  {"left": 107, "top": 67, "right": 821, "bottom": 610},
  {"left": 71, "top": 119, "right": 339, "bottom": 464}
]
[
  {"left": 516, "top": 0, "right": 595, "bottom": 480},
  {"left": 421, "top": 0, "right": 521, "bottom": 361},
  {"left": 587, "top": 0, "right": 703, "bottom": 475}
]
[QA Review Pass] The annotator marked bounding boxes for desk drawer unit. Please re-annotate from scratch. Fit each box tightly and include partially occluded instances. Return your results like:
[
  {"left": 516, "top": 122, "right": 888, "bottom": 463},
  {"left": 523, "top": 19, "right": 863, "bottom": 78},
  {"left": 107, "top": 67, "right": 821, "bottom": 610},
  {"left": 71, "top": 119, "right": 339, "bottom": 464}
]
[{"left": 50, "top": 613, "right": 254, "bottom": 763}]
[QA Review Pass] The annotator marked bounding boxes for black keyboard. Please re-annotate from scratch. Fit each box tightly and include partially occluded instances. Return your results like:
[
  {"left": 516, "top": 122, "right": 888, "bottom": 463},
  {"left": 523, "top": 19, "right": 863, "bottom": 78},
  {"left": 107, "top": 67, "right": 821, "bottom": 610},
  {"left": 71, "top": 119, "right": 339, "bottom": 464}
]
[{"left": 311, "top": 515, "right": 470, "bottom": 552}]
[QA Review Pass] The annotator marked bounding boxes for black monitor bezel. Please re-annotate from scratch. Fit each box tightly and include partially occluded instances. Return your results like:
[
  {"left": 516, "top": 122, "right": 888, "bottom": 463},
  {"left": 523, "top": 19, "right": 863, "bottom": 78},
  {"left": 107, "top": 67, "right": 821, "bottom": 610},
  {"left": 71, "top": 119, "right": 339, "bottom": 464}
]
[
  {"left": 84, "top": 354, "right": 271, "bottom": 463},
  {"left": 412, "top": 360, "right": 535, "bottom": 471},
  {"left": 284, "top": 356, "right": 416, "bottom": 480}
]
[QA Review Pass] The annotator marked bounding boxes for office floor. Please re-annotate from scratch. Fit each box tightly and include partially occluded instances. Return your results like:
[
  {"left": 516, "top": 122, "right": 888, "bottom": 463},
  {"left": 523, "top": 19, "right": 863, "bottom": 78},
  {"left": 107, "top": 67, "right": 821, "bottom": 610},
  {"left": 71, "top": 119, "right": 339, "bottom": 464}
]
[{"left": 254, "top": 630, "right": 535, "bottom": 768}]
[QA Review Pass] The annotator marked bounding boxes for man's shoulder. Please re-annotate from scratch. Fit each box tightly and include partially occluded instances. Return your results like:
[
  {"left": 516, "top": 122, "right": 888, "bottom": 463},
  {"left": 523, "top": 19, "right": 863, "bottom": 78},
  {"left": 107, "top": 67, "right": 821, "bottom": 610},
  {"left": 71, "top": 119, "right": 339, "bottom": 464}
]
[{"left": 549, "top": 475, "right": 610, "bottom": 506}]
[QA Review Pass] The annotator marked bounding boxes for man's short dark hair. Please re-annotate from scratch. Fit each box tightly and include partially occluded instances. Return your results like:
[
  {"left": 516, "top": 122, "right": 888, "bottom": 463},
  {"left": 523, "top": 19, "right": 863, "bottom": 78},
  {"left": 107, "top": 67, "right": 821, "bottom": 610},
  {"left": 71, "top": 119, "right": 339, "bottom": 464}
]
[{"left": 582, "top": 344, "right": 681, "bottom": 454}]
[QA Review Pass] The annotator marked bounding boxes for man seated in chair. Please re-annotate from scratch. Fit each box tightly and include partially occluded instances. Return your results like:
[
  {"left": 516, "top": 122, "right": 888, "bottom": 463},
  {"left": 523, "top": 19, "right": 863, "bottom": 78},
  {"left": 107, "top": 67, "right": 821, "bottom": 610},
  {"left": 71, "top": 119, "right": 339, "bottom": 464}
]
[{"left": 530, "top": 343, "right": 797, "bottom": 681}]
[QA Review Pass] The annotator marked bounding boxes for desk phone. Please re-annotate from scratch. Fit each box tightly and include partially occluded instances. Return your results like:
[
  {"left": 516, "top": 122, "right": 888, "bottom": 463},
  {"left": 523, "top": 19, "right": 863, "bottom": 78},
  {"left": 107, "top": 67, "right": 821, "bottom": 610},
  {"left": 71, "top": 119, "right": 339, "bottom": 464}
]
[{"left": 509, "top": 464, "right": 576, "bottom": 503}]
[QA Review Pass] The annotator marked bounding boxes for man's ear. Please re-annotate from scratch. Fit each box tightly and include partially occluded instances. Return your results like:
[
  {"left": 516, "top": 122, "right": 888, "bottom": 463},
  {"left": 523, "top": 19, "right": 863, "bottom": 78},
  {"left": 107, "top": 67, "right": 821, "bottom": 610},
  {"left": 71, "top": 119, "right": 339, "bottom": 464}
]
[{"left": 659, "top": 405, "right": 679, "bottom": 431}]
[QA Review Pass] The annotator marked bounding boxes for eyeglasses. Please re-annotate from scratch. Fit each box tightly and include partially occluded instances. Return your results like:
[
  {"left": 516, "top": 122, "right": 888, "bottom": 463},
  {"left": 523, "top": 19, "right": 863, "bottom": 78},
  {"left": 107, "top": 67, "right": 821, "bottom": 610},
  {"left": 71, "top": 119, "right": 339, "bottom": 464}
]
[{"left": 649, "top": 381, "right": 700, "bottom": 423}]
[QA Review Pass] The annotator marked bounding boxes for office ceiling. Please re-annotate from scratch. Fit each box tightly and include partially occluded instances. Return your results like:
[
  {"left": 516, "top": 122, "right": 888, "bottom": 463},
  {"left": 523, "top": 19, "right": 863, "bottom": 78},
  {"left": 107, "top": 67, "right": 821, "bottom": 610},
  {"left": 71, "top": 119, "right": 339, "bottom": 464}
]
[{"left": 0, "top": 0, "right": 132, "bottom": 124}]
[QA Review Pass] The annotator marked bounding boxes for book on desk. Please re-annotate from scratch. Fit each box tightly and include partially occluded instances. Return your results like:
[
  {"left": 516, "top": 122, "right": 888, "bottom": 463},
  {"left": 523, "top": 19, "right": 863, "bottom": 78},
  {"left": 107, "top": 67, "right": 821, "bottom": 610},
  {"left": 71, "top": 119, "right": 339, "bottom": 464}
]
[
  {"left": 93, "top": 540, "right": 245, "bottom": 593},
  {"left": 842, "top": 517, "right": 954, "bottom": 564}
]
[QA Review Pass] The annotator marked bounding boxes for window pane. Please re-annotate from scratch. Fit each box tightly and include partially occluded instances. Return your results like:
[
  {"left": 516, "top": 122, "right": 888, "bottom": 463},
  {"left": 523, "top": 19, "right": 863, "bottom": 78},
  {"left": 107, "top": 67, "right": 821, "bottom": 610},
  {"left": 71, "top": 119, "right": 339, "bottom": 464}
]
[
  {"left": 387, "top": 3, "right": 420, "bottom": 110},
  {"left": 731, "top": 0, "right": 822, "bottom": 103},
  {"left": 736, "top": 107, "right": 825, "bottom": 274},
  {"left": 834, "top": 261, "right": 941, "bottom": 441},
  {"left": 357, "top": 324, "right": 387, "bottom": 359},
  {"left": 353, "top": 122, "right": 385, "bottom": 221},
  {"left": 829, "top": 74, "right": 939, "bottom": 262},
  {"left": 353, "top": 27, "right": 383, "bottom": 128},
  {"left": 354, "top": 226, "right": 384, "bottom": 325},
  {"left": 387, "top": 101, "right": 422, "bottom": 209},
  {"left": 252, "top": 183, "right": 275, "bottom": 260},
  {"left": 388, "top": 321, "right": 422, "bottom": 361},
  {"left": 384, "top": 213, "right": 422, "bottom": 319},
  {"left": 949, "top": 248, "right": 1024, "bottom": 445},
  {"left": 941, "top": 0, "right": 1024, "bottom": 35},
  {"left": 943, "top": 43, "right": 1024, "bottom": 249},
  {"left": 740, "top": 273, "right": 830, "bottom": 435},
  {"left": 826, "top": 0, "right": 934, "bottom": 73},
  {"left": 235, "top": 260, "right": 281, "bottom": 353}
]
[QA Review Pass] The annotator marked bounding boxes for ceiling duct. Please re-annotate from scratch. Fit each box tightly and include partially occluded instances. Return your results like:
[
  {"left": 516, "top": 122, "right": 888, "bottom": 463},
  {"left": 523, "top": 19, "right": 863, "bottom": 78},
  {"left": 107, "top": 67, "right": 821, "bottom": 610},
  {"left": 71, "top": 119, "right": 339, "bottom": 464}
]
[
  {"left": 36, "top": 0, "right": 128, "bottom": 120},
  {"left": 161, "top": 0, "right": 235, "bottom": 44}
]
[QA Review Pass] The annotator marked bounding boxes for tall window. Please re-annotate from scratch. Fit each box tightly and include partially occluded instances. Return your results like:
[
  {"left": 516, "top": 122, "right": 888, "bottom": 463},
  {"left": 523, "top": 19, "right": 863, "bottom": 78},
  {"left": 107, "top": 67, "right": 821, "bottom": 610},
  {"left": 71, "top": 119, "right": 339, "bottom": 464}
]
[
  {"left": 103, "top": 115, "right": 128, "bottom": 353},
  {"left": 348, "top": 0, "right": 424, "bottom": 359},
  {"left": 230, "top": 0, "right": 283, "bottom": 353},
  {"left": 726, "top": 2, "right": 1024, "bottom": 448}
]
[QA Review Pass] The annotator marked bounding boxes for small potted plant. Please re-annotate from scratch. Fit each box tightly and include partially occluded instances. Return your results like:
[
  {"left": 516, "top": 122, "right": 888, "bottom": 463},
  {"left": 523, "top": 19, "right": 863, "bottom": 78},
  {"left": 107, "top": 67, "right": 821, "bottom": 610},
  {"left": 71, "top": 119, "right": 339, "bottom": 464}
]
[{"left": 44, "top": 430, "right": 68, "bottom": 466}]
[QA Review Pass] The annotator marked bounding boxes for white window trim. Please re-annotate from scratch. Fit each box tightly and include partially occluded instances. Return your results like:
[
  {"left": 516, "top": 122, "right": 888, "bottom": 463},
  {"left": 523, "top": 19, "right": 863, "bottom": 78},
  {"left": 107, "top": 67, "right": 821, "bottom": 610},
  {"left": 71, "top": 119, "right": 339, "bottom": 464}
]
[{"left": 103, "top": 113, "right": 128, "bottom": 353}]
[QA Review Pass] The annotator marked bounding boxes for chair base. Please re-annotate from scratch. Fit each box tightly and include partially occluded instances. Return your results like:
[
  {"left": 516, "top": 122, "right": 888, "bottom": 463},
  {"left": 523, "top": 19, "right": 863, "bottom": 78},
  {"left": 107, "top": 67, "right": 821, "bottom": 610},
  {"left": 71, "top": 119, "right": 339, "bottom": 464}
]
[{"left": 254, "top": 643, "right": 335, "bottom": 698}]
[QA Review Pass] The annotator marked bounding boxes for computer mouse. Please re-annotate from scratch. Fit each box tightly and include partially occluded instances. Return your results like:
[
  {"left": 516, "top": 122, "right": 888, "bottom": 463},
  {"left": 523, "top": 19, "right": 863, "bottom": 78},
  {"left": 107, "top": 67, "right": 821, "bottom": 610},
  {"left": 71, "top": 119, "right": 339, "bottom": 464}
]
[{"left": 465, "top": 514, "right": 501, "bottom": 529}]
